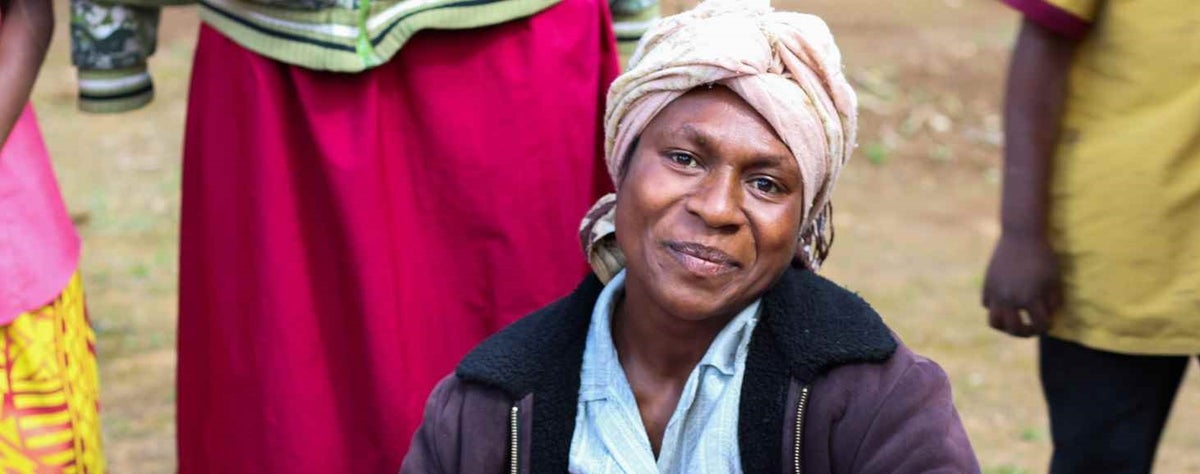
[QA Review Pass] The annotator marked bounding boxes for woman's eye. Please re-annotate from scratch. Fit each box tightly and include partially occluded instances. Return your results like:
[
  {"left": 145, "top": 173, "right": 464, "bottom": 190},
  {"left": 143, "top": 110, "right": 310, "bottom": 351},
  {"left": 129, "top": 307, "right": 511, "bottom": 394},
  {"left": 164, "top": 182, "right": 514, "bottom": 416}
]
[
  {"left": 750, "top": 177, "right": 782, "bottom": 194},
  {"left": 668, "top": 152, "right": 699, "bottom": 168}
]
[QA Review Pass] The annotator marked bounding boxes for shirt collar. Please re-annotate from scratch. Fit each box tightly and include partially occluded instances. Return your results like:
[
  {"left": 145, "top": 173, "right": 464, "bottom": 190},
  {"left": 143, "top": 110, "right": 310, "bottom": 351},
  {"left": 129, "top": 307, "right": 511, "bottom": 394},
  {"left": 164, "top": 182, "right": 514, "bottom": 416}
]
[
  {"left": 700, "top": 298, "right": 760, "bottom": 376},
  {"left": 579, "top": 270, "right": 627, "bottom": 402}
]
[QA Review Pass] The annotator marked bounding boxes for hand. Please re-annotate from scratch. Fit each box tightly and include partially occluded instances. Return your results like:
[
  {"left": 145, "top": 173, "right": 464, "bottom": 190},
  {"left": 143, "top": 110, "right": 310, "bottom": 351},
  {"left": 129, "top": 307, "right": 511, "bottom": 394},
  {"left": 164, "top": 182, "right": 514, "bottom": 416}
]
[{"left": 982, "top": 232, "right": 1063, "bottom": 337}]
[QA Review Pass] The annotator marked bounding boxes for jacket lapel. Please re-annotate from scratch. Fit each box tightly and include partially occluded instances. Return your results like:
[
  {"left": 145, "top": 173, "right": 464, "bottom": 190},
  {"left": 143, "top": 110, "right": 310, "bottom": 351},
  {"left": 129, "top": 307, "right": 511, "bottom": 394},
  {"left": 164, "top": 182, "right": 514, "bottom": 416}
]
[
  {"left": 738, "top": 267, "right": 897, "bottom": 472},
  {"left": 457, "top": 275, "right": 601, "bottom": 473}
]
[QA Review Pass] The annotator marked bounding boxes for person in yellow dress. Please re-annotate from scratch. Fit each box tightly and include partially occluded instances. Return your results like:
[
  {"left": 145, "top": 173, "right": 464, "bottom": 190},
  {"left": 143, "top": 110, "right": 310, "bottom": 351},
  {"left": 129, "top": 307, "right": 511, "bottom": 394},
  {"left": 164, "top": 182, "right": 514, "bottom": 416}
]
[
  {"left": 1, "top": 0, "right": 105, "bottom": 470},
  {"left": 984, "top": 0, "right": 1200, "bottom": 471}
]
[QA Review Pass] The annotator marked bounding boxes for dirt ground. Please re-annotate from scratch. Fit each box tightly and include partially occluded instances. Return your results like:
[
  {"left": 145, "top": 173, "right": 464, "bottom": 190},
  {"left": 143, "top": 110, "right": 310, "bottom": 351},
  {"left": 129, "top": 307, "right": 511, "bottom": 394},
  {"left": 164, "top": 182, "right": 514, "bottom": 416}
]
[{"left": 29, "top": 0, "right": 1200, "bottom": 472}]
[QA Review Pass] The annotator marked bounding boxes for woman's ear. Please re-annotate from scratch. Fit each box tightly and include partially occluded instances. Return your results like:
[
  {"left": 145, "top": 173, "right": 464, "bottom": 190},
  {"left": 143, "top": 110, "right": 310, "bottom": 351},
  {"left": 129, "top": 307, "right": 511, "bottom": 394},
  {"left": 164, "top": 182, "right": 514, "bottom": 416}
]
[
  {"left": 791, "top": 218, "right": 811, "bottom": 269},
  {"left": 791, "top": 248, "right": 809, "bottom": 269}
]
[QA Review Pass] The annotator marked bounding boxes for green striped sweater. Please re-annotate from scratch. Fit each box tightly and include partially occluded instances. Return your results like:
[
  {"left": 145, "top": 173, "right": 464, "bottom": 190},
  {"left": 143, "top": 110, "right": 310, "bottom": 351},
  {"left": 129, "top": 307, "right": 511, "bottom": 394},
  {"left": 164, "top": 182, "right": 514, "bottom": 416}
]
[{"left": 72, "top": 0, "right": 659, "bottom": 113}]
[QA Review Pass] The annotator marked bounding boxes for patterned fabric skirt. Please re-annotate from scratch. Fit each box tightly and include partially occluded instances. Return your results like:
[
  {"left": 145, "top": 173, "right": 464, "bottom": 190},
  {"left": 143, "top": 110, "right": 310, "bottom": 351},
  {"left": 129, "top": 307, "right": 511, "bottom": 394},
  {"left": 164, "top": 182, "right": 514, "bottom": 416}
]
[{"left": 0, "top": 273, "right": 103, "bottom": 472}]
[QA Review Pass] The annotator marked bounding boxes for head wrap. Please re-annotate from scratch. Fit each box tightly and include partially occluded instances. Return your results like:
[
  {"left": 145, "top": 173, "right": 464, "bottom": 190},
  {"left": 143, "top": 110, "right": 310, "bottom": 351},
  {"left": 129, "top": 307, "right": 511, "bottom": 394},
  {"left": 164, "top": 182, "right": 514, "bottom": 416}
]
[{"left": 580, "top": 0, "right": 858, "bottom": 283}]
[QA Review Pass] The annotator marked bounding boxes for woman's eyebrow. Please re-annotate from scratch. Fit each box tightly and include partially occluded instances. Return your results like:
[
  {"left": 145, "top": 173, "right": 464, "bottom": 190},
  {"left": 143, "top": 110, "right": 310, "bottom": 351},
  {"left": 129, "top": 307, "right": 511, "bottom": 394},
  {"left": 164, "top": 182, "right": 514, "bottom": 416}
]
[
  {"left": 744, "top": 157, "right": 783, "bottom": 170},
  {"left": 670, "top": 123, "right": 795, "bottom": 172},
  {"left": 747, "top": 157, "right": 802, "bottom": 187},
  {"left": 671, "top": 124, "right": 712, "bottom": 149},
  {"left": 745, "top": 151, "right": 794, "bottom": 169},
  {"left": 728, "top": 137, "right": 796, "bottom": 173}
]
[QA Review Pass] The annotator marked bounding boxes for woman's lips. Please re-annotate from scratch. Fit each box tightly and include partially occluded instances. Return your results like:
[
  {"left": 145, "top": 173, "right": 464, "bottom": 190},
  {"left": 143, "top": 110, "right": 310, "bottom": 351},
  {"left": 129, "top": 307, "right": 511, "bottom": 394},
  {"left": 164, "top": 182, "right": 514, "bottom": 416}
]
[{"left": 663, "top": 241, "right": 740, "bottom": 276}]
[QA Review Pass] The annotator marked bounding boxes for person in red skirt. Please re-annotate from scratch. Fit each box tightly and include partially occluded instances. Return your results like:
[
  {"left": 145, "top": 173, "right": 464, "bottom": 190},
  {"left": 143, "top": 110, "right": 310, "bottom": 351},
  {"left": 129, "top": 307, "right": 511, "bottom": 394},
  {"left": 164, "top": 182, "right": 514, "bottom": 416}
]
[{"left": 71, "top": 0, "right": 656, "bottom": 471}]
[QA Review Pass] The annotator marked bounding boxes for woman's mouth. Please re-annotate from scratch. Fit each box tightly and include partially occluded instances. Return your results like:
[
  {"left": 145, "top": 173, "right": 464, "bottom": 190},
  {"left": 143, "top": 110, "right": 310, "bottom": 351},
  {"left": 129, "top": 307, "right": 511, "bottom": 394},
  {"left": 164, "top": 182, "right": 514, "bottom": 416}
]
[{"left": 663, "top": 241, "right": 741, "bottom": 276}]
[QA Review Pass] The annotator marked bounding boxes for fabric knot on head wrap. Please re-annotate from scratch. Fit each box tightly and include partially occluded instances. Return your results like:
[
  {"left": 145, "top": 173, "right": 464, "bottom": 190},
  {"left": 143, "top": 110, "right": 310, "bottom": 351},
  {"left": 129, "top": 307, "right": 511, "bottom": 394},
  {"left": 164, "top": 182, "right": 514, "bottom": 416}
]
[{"left": 579, "top": 0, "right": 858, "bottom": 283}]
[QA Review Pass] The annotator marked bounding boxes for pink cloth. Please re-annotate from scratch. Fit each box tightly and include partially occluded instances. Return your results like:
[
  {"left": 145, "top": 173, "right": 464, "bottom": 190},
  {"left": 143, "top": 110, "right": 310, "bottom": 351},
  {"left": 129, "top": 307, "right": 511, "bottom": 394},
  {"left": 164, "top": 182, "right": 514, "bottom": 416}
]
[
  {"left": 0, "top": 104, "right": 81, "bottom": 323},
  {"left": 177, "top": 0, "right": 619, "bottom": 470}
]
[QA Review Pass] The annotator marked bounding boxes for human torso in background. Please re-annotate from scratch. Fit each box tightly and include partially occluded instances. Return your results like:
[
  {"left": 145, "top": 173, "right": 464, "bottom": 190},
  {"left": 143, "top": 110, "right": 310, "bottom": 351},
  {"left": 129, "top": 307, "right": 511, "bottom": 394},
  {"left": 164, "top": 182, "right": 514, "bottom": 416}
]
[
  {"left": 69, "top": 0, "right": 660, "bottom": 112},
  {"left": 1043, "top": 0, "right": 1200, "bottom": 354}
]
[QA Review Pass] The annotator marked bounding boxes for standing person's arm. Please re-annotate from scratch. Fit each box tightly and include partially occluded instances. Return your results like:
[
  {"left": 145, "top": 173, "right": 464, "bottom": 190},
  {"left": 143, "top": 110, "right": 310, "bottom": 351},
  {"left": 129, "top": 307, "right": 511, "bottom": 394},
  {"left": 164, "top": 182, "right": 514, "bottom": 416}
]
[
  {"left": 0, "top": 0, "right": 53, "bottom": 146},
  {"left": 983, "top": 18, "right": 1082, "bottom": 337}
]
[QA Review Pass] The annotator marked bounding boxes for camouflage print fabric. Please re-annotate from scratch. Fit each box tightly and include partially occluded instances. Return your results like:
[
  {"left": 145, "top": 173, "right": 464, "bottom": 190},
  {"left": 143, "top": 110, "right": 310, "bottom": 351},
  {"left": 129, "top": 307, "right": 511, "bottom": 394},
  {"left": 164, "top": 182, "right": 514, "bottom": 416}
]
[
  {"left": 70, "top": 0, "right": 160, "bottom": 70},
  {"left": 608, "top": 0, "right": 659, "bottom": 63},
  {"left": 609, "top": 0, "right": 655, "bottom": 16}
]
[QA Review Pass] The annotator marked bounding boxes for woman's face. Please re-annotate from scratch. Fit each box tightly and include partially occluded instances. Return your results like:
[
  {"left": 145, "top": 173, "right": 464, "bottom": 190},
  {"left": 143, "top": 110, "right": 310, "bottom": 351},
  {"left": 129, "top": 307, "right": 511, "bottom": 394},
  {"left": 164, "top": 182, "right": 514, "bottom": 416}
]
[{"left": 615, "top": 86, "right": 805, "bottom": 322}]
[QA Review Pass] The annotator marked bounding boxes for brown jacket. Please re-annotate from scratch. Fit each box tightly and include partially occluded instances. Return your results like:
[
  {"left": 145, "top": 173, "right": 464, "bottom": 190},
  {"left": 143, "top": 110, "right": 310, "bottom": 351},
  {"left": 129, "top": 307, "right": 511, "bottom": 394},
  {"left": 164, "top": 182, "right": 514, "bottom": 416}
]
[{"left": 401, "top": 268, "right": 980, "bottom": 473}]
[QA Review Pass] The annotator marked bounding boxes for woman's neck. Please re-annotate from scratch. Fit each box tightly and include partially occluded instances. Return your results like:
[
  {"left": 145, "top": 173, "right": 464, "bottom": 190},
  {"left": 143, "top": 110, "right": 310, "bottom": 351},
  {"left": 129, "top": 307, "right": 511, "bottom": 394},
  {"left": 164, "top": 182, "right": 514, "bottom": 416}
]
[{"left": 611, "top": 277, "right": 737, "bottom": 382}]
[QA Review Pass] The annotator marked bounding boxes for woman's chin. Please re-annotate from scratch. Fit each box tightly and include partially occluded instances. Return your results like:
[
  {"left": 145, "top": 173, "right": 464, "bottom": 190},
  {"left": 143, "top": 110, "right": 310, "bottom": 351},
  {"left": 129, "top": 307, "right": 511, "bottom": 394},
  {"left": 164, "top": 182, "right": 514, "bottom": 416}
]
[{"left": 652, "top": 287, "right": 744, "bottom": 322}]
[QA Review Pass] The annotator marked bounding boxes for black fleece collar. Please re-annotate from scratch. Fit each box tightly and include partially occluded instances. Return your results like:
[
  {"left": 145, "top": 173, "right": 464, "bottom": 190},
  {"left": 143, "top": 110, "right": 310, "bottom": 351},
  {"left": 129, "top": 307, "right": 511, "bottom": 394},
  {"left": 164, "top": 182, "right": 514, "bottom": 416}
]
[{"left": 456, "top": 266, "right": 896, "bottom": 473}]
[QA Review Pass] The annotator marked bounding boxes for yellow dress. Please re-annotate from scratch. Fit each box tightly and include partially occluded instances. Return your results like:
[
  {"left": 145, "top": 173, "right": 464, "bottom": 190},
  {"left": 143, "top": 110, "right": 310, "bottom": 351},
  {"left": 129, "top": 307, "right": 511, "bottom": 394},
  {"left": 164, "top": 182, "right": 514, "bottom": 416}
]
[
  {"left": 0, "top": 274, "right": 104, "bottom": 472},
  {"left": 1009, "top": 0, "right": 1200, "bottom": 354}
]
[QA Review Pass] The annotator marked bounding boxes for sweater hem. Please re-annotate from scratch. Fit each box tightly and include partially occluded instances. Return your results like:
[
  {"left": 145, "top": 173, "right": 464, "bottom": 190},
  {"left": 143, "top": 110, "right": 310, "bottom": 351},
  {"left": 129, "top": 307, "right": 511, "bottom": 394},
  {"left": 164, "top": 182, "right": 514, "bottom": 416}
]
[
  {"left": 199, "top": 0, "right": 560, "bottom": 72},
  {"left": 1048, "top": 325, "right": 1200, "bottom": 356}
]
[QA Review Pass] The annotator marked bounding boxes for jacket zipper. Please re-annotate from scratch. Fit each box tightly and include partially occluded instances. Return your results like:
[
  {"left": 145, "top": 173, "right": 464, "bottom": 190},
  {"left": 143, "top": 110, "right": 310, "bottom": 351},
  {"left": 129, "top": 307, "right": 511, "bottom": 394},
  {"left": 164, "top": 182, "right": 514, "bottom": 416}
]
[
  {"left": 509, "top": 403, "right": 520, "bottom": 474},
  {"left": 794, "top": 385, "right": 810, "bottom": 474}
]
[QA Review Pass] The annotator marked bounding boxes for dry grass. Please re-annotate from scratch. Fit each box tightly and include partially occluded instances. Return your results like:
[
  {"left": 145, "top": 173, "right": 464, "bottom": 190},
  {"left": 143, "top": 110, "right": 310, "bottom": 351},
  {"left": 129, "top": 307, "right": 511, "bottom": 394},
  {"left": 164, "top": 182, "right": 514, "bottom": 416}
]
[{"left": 28, "top": 0, "right": 1200, "bottom": 472}]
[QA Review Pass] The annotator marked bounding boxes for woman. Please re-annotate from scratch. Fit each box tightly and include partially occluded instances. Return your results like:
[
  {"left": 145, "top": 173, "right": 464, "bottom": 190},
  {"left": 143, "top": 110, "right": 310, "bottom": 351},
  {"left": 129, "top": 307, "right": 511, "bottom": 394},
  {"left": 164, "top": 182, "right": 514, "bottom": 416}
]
[
  {"left": 71, "top": 0, "right": 642, "bottom": 470},
  {"left": 402, "top": 1, "right": 979, "bottom": 472},
  {"left": 1, "top": 0, "right": 105, "bottom": 470}
]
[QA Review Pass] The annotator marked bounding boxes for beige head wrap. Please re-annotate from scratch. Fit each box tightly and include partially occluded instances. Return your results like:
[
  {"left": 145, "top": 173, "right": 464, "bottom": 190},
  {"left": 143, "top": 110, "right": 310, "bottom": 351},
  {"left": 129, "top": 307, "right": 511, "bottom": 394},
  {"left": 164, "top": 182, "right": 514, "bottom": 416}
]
[{"left": 580, "top": 0, "right": 858, "bottom": 283}]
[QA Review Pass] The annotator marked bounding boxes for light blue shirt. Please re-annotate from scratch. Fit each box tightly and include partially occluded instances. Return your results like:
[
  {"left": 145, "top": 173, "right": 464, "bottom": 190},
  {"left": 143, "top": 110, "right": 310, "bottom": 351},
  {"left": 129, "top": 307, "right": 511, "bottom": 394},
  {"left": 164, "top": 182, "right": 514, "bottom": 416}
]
[{"left": 568, "top": 270, "right": 761, "bottom": 474}]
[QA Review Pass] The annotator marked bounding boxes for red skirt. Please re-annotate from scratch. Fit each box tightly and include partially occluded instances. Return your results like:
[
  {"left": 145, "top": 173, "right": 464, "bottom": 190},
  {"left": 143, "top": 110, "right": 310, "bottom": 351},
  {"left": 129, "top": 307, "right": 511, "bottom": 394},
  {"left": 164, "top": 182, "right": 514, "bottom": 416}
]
[{"left": 177, "top": 2, "right": 619, "bottom": 470}]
